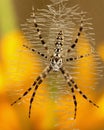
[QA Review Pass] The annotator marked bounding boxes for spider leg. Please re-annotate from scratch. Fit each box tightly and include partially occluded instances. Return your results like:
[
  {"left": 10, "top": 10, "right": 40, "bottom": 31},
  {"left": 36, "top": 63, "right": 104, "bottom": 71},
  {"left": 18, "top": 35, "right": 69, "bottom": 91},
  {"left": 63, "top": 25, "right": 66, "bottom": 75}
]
[
  {"left": 67, "top": 13, "right": 84, "bottom": 53},
  {"left": 29, "top": 65, "right": 52, "bottom": 118},
  {"left": 61, "top": 67, "right": 99, "bottom": 108},
  {"left": 23, "top": 44, "right": 48, "bottom": 59},
  {"left": 60, "top": 66, "right": 99, "bottom": 119},
  {"left": 11, "top": 65, "right": 52, "bottom": 106},
  {"left": 11, "top": 75, "right": 42, "bottom": 106},
  {"left": 66, "top": 52, "right": 93, "bottom": 62},
  {"left": 31, "top": 6, "right": 49, "bottom": 52},
  {"left": 60, "top": 67, "right": 77, "bottom": 119},
  {"left": 70, "top": 79, "right": 99, "bottom": 108}
]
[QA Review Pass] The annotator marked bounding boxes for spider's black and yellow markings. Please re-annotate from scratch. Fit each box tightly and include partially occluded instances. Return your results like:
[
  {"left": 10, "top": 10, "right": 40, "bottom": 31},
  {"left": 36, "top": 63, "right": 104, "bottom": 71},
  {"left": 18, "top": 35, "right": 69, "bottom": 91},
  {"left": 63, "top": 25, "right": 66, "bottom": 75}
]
[{"left": 11, "top": 6, "right": 99, "bottom": 119}]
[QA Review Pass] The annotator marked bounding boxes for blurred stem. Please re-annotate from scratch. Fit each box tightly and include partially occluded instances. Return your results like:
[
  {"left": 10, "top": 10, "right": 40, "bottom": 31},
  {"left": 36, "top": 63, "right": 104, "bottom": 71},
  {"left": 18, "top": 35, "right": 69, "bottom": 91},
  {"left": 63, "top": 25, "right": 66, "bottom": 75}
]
[
  {"left": 0, "top": 0, "right": 17, "bottom": 73},
  {"left": 0, "top": 0, "right": 17, "bottom": 37}
]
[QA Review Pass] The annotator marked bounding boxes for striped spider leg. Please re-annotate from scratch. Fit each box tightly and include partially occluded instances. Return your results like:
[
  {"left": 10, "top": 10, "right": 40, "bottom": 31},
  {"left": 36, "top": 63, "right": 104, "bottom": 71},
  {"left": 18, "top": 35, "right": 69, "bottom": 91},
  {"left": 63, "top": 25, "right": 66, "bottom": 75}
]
[
  {"left": 67, "top": 12, "right": 84, "bottom": 53},
  {"left": 66, "top": 12, "right": 95, "bottom": 63},
  {"left": 28, "top": 65, "right": 52, "bottom": 118},
  {"left": 31, "top": 6, "right": 49, "bottom": 52},
  {"left": 22, "top": 6, "right": 49, "bottom": 59},
  {"left": 23, "top": 44, "right": 48, "bottom": 59},
  {"left": 60, "top": 67, "right": 77, "bottom": 119},
  {"left": 11, "top": 65, "right": 52, "bottom": 118},
  {"left": 66, "top": 50, "right": 94, "bottom": 62},
  {"left": 60, "top": 66, "right": 99, "bottom": 119}
]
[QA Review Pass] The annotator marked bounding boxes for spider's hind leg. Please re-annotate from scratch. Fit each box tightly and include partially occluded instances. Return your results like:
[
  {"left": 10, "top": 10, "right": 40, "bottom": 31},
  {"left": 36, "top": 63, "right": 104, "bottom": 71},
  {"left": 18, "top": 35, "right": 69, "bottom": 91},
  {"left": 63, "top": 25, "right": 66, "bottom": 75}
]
[
  {"left": 67, "top": 12, "right": 84, "bottom": 53},
  {"left": 31, "top": 6, "right": 49, "bottom": 52}
]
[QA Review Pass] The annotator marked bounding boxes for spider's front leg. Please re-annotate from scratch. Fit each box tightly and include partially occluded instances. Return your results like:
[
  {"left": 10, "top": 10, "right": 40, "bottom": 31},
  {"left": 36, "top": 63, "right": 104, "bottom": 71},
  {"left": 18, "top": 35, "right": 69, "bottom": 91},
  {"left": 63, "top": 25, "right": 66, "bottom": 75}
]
[
  {"left": 60, "top": 67, "right": 77, "bottom": 119},
  {"left": 60, "top": 66, "right": 99, "bottom": 119},
  {"left": 11, "top": 65, "right": 52, "bottom": 113},
  {"left": 11, "top": 75, "right": 40, "bottom": 106},
  {"left": 70, "top": 79, "right": 99, "bottom": 108},
  {"left": 28, "top": 65, "right": 52, "bottom": 118}
]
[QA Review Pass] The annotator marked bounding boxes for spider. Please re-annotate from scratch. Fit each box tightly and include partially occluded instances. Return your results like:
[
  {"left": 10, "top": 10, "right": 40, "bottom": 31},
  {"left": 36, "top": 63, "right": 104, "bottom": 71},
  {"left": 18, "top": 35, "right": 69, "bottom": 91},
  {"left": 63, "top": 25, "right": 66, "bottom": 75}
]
[{"left": 11, "top": 3, "right": 99, "bottom": 120}]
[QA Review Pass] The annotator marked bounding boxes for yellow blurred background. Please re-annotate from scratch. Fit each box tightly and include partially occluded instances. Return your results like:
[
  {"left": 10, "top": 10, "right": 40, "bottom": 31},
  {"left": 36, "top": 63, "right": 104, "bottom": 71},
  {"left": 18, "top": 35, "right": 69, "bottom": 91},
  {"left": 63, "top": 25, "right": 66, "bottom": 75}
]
[{"left": 0, "top": 0, "right": 104, "bottom": 130}]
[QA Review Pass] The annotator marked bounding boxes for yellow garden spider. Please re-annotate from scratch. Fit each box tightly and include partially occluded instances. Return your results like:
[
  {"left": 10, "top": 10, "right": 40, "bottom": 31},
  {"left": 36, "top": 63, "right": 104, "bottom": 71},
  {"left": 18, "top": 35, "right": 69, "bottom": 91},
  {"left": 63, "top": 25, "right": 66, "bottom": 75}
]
[{"left": 11, "top": 0, "right": 99, "bottom": 119}]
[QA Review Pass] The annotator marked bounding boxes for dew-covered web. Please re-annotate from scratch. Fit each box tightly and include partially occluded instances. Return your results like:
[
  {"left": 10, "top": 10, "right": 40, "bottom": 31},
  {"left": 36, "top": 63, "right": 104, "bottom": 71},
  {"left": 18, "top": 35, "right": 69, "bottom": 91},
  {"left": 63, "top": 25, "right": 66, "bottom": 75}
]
[{"left": 6, "top": 0, "right": 103, "bottom": 130}]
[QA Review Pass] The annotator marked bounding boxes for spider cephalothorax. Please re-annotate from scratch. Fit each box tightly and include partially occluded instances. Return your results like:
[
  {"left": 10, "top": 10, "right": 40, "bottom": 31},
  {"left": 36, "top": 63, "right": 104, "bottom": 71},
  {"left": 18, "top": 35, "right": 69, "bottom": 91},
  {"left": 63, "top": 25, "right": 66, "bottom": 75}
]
[
  {"left": 11, "top": 0, "right": 100, "bottom": 120},
  {"left": 50, "top": 56, "right": 63, "bottom": 71}
]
